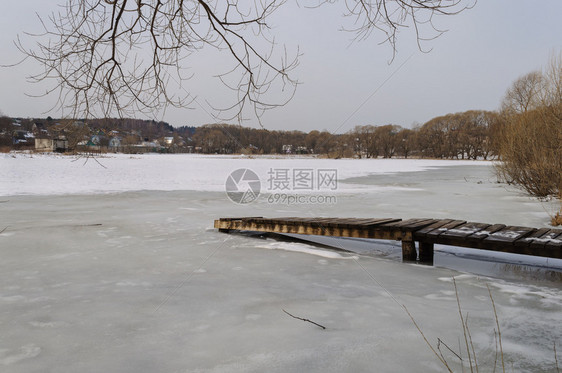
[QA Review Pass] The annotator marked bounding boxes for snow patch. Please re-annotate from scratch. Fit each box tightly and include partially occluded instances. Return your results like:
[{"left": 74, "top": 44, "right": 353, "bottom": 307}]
[
  {"left": 0, "top": 344, "right": 41, "bottom": 366},
  {"left": 255, "top": 241, "right": 358, "bottom": 259}
]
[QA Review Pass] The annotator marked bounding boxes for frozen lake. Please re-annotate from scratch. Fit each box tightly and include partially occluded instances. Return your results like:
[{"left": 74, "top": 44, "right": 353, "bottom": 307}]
[{"left": 1, "top": 153, "right": 561, "bottom": 372}]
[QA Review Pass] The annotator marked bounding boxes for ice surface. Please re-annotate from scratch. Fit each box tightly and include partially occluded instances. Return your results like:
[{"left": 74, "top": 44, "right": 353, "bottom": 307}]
[
  {"left": 0, "top": 152, "right": 486, "bottom": 196},
  {"left": 0, "top": 154, "right": 561, "bottom": 372}
]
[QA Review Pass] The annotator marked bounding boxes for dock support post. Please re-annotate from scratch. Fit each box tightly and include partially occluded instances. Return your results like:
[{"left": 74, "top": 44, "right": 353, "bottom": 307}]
[
  {"left": 418, "top": 242, "right": 434, "bottom": 265},
  {"left": 401, "top": 240, "right": 417, "bottom": 261}
]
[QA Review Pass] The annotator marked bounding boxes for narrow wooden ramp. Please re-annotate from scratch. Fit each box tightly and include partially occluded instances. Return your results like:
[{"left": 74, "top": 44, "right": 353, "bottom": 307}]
[{"left": 214, "top": 217, "right": 562, "bottom": 264}]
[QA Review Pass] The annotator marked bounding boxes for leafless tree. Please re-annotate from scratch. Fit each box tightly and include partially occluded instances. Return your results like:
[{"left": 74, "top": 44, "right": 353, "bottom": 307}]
[
  {"left": 352, "top": 124, "right": 377, "bottom": 158},
  {"left": 496, "top": 54, "right": 562, "bottom": 199},
  {"left": 500, "top": 71, "right": 544, "bottom": 114},
  {"left": 395, "top": 127, "right": 415, "bottom": 158},
  {"left": 19, "top": 0, "right": 473, "bottom": 122}
]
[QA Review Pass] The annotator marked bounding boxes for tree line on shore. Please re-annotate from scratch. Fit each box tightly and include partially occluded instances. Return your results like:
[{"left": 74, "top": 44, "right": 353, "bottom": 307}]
[
  {"left": 0, "top": 109, "right": 500, "bottom": 160},
  {"left": 191, "top": 111, "right": 499, "bottom": 160},
  {"left": 0, "top": 109, "right": 499, "bottom": 160}
]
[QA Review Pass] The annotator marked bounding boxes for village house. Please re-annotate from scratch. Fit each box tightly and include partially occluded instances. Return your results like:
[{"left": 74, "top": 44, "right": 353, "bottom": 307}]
[{"left": 35, "top": 137, "right": 69, "bottom": 152}]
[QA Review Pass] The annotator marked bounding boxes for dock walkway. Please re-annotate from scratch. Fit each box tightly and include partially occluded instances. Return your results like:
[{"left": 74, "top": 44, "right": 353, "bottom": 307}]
[{"left": 214, "top": 217, "right": 562, "bottom": 263}]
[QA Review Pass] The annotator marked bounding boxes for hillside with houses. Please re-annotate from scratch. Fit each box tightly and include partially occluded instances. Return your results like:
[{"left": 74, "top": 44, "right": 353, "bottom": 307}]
[{"left": 0, "top": 117, "right": 196, "bottom": 154}]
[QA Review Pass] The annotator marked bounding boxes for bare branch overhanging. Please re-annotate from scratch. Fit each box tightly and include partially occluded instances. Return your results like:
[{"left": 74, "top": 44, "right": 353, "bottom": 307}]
[{"left": 18, "top": 0, "right": 473, "bottom": 122}]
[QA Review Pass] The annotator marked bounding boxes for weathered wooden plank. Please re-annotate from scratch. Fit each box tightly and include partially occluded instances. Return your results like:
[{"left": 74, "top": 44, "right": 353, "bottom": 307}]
[
  {"left": 304, "top": 218, "right": 334, "bottom": 224},
  {"left": 481, "top": 231, "right": 562, "bottom": 258},
  {"left": 284, "top": 217, "right": 319, "bottom": 223},
  {"left": 275, "top": 217, "right": 315, "bottom": 224},
  {"left": 341, "top": 218, "right": 379, "bottom": 224},
  {"left": 514, "top": 227, "right": 552, "bottom": 248},
  {"left": 358, "top": 218, "right": 402, "bottom": 226},
  {"left": 483, "top": 226, "right": 536, "bottom": 245},
  {"left": 304, "top": 218, "right": 346, "bottom": 228},
  {"left": 311, "top": 218, "right": 339, "bottom": 222},
  {"left": 331, "top": 218, "right": 375, "bottom": 228},
  {"left": 466, "top": 224, "right": 506, "bottom": 241},
  {"left": 544, "top": 231, "right": 562, "bottom": 251},
  {"left": 310, "top": 219, "right": 349, "bottom": 231},
  {"left": 269, "top": 217, "right": 316, "bottom": 227},
  {"left": 535, "top": 229, "right": 562, "bottom": 240},
  {"left": 399, "top": 219, "right": 441, "bottom": 231},
  {"left": 413, "top": 219, "right": 457, "bottom": 239},
  {"left": 331, "top": 218, "right": 388, "bottom": 228},
  {"left": 517, "top": 232, "right": 562, "bottom": 258},
  {"left": 441, "top": 222, "right": 492, "bottom": 238},
  {"left": 433, "top": 222, "right": 492, "bottom": 247},
  {"left": 215, "top": 219, "right": 244, "bottom": 230},
  {"left": 378, "top": 219, "right": 432, "bottom": 232},
  {"left": 425, "top": 220, "right": 467, "bottom": 238},
  {"left": 384, "top": 218, "right": 427, "bottom": 227},
  {"left": 529, "top": 229, "right": 561, "bottom": 250},
  {"left": 331, "top": 218, "right": 376, "bottom": 230},
  {"left": 219, "top": 216, "right": 263, "bottom": 221}
]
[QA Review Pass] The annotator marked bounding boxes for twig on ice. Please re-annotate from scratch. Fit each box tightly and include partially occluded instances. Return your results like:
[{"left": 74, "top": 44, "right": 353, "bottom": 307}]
[
  {"left": 554, "top": 341, "right": 559, "bottom": 373},
  {"left": 283, "top": 309, "right": 326, "bottom": 330},
  {"left": 437, "top": 338, "right": 462, "bottom": 362},
  {"left": 71, "top": 154, "right": 107, "bottom": 169}
]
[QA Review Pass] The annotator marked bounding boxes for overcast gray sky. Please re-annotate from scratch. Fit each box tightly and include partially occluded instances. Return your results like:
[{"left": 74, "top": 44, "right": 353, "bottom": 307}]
[{"left": 0, "top": 1, "right": 561, "bottom": 133}]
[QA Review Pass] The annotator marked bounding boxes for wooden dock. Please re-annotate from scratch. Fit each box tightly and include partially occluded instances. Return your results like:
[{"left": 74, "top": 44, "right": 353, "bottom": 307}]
[{"left": 214, "top": 217, "right": 562, "bottom": 263}]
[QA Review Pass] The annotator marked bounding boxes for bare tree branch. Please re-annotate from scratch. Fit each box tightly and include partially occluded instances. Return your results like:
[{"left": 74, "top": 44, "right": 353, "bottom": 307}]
[
  {"left": 283, "top": 309, "right": 326, "bottom": 330},
  {"left": 17, "top": 0, "right": 473, "bottom": 123}
]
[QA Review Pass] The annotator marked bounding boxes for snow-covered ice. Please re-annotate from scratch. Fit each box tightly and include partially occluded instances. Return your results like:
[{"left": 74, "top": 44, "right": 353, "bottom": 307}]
[
  {"left": 0, "top": 152, "right": 486, "bottom": 196},
  {"left": 0, "top": 153, "right": 561, "bottom": 372}
]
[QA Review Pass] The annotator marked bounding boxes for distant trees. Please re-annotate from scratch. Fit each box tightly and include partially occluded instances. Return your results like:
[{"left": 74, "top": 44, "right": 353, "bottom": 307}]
[
  {"left": 0, "top": 116, "right": 12, "bottom": 149},
  {"left": 192, "top": 127, "right": 229, "bottom": 153},
  {"left": 0, "top": 116, "right": 10, "bottom": 132},
  {"left": 416, "top": 111, "right": 497, "bottom": 160},
  {"left": 87, "top": 118, "right": 175, "bottom": 140},
  {"left": 395, "top": 128, "right": 416, "bottom": 159},
  {"left": 352, "top": 125, "right": 376, "bottom": 158},
  {"left": 351, "top": 124, "right": 409, "bottom": 158},
  {"left": 191, "top": 124, "right": 321, "bottom": 154},
  {"left": 348, "top": 111, "right": 497, "bottom": 161}
]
